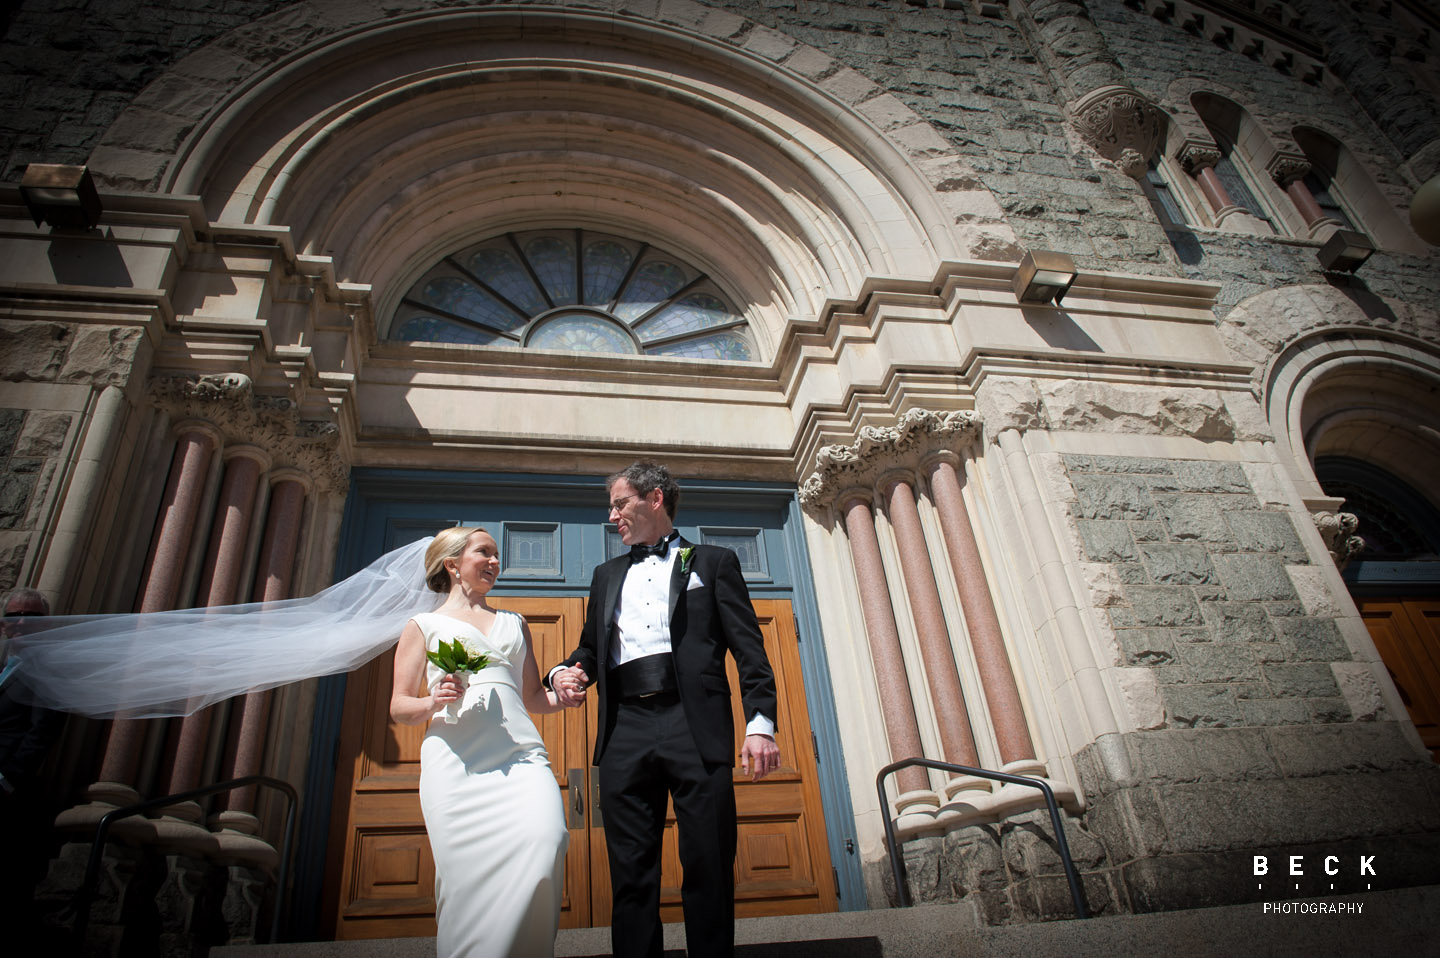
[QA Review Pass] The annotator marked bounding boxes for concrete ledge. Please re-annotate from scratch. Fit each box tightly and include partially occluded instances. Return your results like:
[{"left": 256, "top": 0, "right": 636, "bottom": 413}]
[{"left": 214, "top": 885, "right": 1440, "bottom": 957}]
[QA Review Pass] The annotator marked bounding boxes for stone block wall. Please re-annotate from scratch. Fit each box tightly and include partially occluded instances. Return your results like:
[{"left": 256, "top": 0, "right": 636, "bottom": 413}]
[
  {"left": 1064, "top": 453, "right": 1439, "bottom": 913},
  {"left": 747, "top": 0, "right": 1181, "bottom": 274},
  {"left": 0, "top": 0, "right": 289, "bottom": 181},
  {"left": 0, "top": 319, "right": 144, "bottom": 590},
  {"left": 1066, "top": 453, "right": 1354, "bottom": 730},
  {"left": 0, "top": 404, "right": 68, "bottom": 588}
]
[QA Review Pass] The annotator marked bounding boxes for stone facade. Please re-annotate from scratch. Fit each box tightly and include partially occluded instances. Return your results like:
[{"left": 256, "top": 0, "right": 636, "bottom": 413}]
[{"left": 2, "top": 0, "right": 1438, "bottom": 949}]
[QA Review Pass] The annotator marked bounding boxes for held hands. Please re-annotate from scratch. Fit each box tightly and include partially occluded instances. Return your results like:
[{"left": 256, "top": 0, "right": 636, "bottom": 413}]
[
  {"left": 740, "top": 733, "right": 780, "bottom": 782},
  {"left": 552, "top": 665, "right": 589, "bottom": 708}
]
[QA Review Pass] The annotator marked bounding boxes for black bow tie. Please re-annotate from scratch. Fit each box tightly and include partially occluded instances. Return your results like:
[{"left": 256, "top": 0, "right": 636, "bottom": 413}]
[{"left": 629, "top": 536, "right": 676, "bottom": 563}]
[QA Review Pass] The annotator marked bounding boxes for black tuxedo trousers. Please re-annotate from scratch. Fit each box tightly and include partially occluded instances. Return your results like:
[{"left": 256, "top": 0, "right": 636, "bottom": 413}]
[{"left": 600, "top": 694, "right": 736, "bottom": 958}]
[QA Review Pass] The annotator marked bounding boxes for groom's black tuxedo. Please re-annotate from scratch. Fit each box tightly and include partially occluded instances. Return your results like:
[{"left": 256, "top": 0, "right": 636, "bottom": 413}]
[
  {"left": 555, "top": 537, "right": 777, "bottom": 958},
  {"left": 560, "top": 538, "right": 777, "bottom": 767}
]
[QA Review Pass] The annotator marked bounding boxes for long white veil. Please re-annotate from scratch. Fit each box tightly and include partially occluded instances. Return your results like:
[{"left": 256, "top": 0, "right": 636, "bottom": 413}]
[{"left": 0, "top": 537, "right": 439, "bottom": 718}]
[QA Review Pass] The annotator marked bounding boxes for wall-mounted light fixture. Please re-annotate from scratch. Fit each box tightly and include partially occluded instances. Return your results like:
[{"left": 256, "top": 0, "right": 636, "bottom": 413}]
[
  {"left": 19, "top": 163, "right": 103, "bottom": 229},
  {"left": 1315, "top": 229, "right": 1375, "bottom": 273},
  {"left": 1012, "top": 249, "right": 1077, "bottom": 305}
]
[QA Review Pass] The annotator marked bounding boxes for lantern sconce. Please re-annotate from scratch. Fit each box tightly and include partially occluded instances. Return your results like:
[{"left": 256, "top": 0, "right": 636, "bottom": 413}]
[
  {"left": 19, "top": 163, "right": 103, "bottom": 230},
  {"left": 1315, "top": 229, "right": 1375, "bottom": 273},
  {"left": 1012, "top": 249, "right": 1077, "bottom": 305}
]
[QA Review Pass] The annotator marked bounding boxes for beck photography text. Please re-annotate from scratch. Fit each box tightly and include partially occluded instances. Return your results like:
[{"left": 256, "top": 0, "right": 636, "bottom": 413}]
[{"left": 1252, "top": 854, "right": 1379, "bottom": 901}]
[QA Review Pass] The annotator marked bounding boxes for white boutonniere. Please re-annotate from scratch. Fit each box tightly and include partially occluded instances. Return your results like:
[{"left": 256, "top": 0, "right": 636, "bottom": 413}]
[
  {"left": 427, "top": 637, "right": 492, "bottom": 724},
  {"left": 678, "top": 546, "right": 695, "bottom": 575}
]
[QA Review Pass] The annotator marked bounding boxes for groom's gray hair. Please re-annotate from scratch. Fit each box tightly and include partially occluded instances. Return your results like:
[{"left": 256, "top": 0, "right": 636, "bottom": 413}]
[{"left": 609, "top": 460, "right": 680, "bottom": 519}]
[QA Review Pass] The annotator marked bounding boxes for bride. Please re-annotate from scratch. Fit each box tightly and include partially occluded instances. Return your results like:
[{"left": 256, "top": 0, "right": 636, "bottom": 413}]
[
  {"left": 2, "top": 526, "right": 586, "bottom": 957},
  {"left": 392, "top": 527, "right": 575, "bottom": 957}
]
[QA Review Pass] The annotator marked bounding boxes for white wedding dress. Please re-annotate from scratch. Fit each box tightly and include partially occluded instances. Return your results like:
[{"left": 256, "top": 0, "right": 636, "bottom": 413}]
[{"left": 413, "top": 611, "right": 568, "bottom": 957}]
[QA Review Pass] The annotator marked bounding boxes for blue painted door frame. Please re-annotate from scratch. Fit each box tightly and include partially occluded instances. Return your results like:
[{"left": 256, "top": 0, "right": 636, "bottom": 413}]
[{"left": 289, "top": 468, "right": 863, "bottom": 937}]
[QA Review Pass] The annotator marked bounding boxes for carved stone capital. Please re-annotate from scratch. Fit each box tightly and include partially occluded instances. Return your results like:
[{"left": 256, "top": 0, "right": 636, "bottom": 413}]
[
  {"left": 1177, "top": 140, "right": 1223, "bottom": 175},
  {"left": 799, "top": 409, "right": 981, "bottom": 512},
  {"left": 1312, "top": 511, "right": 1364, "bottom": 570},
  {"left": 148, "top": 374, "right": 349, "bottom": 494},
  {"left": 1069, "top": 86, "right": 1165, "bottom": 178},
  {"left": 151, "top": 372, "right": 253, "bottom": 408},
  {"left": 1266, "top": 152, "right": 1311, "bottom": 186}
]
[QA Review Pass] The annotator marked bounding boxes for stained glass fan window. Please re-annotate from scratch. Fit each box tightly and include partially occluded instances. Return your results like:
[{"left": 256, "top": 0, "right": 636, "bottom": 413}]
[{"left": 391, "top": 229, "right": 754, "bottom": 361}]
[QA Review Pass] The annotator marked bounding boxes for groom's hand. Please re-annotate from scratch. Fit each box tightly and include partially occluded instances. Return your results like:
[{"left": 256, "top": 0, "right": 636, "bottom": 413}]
[
  {"left": 553, "top": 666, "right": 589, "bottom": 707},
  {"left": 740, "top": 734, "right": 780, "bottom": 781}
]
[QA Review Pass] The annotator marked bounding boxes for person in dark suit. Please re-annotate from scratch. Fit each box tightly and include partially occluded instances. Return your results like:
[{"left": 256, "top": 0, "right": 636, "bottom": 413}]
[
  {"left": 0, "top": 588, "right": 61, "bottom": 799},
  {"left": 0, "top": 588, "right": 66, "bottom": 935},
  {"left": 548, "top": 461, "right": 780, "bottom": 958}
]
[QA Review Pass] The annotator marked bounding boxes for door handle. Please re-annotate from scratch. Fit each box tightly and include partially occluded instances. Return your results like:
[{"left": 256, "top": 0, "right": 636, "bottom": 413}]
[
  {"left": 566, "top": 768, "right": 586, "bottom": 829},
  {"left": 590, "top": 765, "right": 604, "bottom": 827}
]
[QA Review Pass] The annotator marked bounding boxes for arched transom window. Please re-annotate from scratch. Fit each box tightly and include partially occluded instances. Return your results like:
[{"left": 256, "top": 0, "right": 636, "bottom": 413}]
[{"left": 390, "top": 229, "right": 754, "bottom": 361}]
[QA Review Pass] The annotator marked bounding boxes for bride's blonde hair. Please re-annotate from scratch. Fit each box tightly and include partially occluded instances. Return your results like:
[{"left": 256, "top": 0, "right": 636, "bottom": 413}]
[{"left": 423, "top": 527, "right": 489, "bottom": 593}]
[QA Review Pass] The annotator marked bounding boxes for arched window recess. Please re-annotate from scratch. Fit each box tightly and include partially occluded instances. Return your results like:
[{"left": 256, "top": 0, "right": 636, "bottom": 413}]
[{"left": 390, "top": 229, "right": 755, "bottom": 361}]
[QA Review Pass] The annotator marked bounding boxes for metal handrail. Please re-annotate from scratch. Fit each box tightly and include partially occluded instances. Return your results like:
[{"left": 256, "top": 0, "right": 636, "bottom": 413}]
[
  {"left": 72, "top": 774, "right": 298, "bottom": 950},
  {"left": 875, "top": 758, "right": 1090, "bottom": 920}
]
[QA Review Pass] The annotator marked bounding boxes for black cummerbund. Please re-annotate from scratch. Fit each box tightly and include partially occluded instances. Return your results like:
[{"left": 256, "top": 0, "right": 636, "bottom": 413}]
[{"left": 610, "top": 653, "right": 678, "bottom": 699}]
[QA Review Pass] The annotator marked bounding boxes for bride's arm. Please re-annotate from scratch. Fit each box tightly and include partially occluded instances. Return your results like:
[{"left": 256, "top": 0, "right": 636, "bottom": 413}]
[
  {"left": 519, "top": 618, "right": 566, "bottom": 714},
  {"left": 391, "top": 620, "right": 459, "bottom": 725}
]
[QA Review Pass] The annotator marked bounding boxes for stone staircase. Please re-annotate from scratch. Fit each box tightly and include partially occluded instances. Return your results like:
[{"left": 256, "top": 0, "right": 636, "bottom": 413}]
[{"left": 214, "top": 884, "right": 1439, "bottom": 957}]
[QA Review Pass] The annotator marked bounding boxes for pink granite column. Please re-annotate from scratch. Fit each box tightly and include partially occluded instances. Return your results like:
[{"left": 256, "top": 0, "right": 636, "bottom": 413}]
[
  {"left": 165, "top": 450, "right": 265, "bottom": 815},
  {"left": 1285, "top": 178, "right": 1325, "bottom": 227},
  {"left": 881, "top": 475, "right": 980, "bottom": 770},
  {"left": 841, "top": 494, "right": 929, "bottom": 795},
  {"left": 222, "top": 476, "right": 306, "bottom": 817},
  {"left": 1193, "top": 165, "right": 1234, "bottom": 216},
  {"left": 926, "top": 456, "right": 1037, "bottom": 765},
  {"left": 94, "top": 427, "right": 217, "bottom": 798}
]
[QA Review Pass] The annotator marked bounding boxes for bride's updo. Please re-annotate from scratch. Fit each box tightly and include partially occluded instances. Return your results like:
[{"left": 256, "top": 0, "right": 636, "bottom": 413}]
[{"left": 424, "top": 527, "right": 484, "bottom": 593}]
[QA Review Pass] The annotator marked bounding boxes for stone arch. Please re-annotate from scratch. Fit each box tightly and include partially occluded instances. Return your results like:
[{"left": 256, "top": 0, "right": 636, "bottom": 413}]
[
  {"left": 86, "top": 1, "right": 1019, "bottom": 351},
  {"left": 1236, "top": 285, "right": 1440, "bottom": 506},
  {"left": 1288, "top": 125, "right": 1425, "bottom": 252},
  {"left": 1162, "top": 77, "right": 1282, "bottom": 145}
]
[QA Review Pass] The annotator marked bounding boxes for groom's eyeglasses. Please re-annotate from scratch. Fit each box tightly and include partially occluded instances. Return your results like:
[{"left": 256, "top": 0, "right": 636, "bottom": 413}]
[{"left": 608, "top": 494, "right": 639, "bottom": 513}]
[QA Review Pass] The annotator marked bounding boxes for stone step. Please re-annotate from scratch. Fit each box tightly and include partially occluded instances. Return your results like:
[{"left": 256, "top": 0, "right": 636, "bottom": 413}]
[{"left": 214, "top": 884, "right": 1439, "bottom": 957}]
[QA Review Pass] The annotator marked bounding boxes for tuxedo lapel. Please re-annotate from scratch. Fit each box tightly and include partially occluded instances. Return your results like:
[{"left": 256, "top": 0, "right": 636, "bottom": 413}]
[{"left": 599, "top": 556, "right": 627, "bottom": 667}]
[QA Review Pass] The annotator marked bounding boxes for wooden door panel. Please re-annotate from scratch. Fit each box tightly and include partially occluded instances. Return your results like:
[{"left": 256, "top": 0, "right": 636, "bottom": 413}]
[
  {"left": 346, "top": 826, "right": 434, "bottom": 912},
  {"left": 1360, "top": 598, "right": 1440, "bottom": 760},
  {"left": 349, "top": 649, "right": 422, "bottom": 791},
  {"left": 736, "top": 818, "right": 822, "bottom": 900},
  {"left": 326, "top": 645, "right": 439, "bottom": 939},
  {"left": 1395, "top": 601, "right": 1439, "bottom": 754}
]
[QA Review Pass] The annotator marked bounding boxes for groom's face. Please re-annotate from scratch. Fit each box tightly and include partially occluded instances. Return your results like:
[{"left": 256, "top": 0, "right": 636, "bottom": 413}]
[{"left": 608, "top": 479, "right": 667, "bottom": 546}]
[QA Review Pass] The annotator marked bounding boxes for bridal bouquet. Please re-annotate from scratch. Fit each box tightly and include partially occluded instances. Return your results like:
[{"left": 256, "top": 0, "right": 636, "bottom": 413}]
[{"left": 427, "top": 638, "right": 492, "bottom": 724}]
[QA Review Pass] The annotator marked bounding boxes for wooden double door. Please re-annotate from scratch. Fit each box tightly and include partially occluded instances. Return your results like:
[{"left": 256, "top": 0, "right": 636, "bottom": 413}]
[
  {"left": 322, "top": 596, "right": 837, "bottom": 939},
  {"left": 1358, "top": 597, "right": 1440, "bottom": 761}
]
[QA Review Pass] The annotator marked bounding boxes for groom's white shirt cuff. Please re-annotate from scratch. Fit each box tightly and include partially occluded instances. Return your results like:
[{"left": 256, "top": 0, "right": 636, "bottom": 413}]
[{"left": 746, "top": 713, "right": 775, "bottom": 738}]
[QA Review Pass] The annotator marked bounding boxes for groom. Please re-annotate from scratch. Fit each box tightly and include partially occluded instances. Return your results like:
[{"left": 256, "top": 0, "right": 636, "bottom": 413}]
[{"left": 549, "top": 461, "right": 780, "bottom": 958}]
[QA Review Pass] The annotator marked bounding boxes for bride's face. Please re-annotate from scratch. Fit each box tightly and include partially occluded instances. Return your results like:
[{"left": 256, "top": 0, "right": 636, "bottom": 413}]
[{"left": 448, "top": 531, "right": 500, "bottom": 594}]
